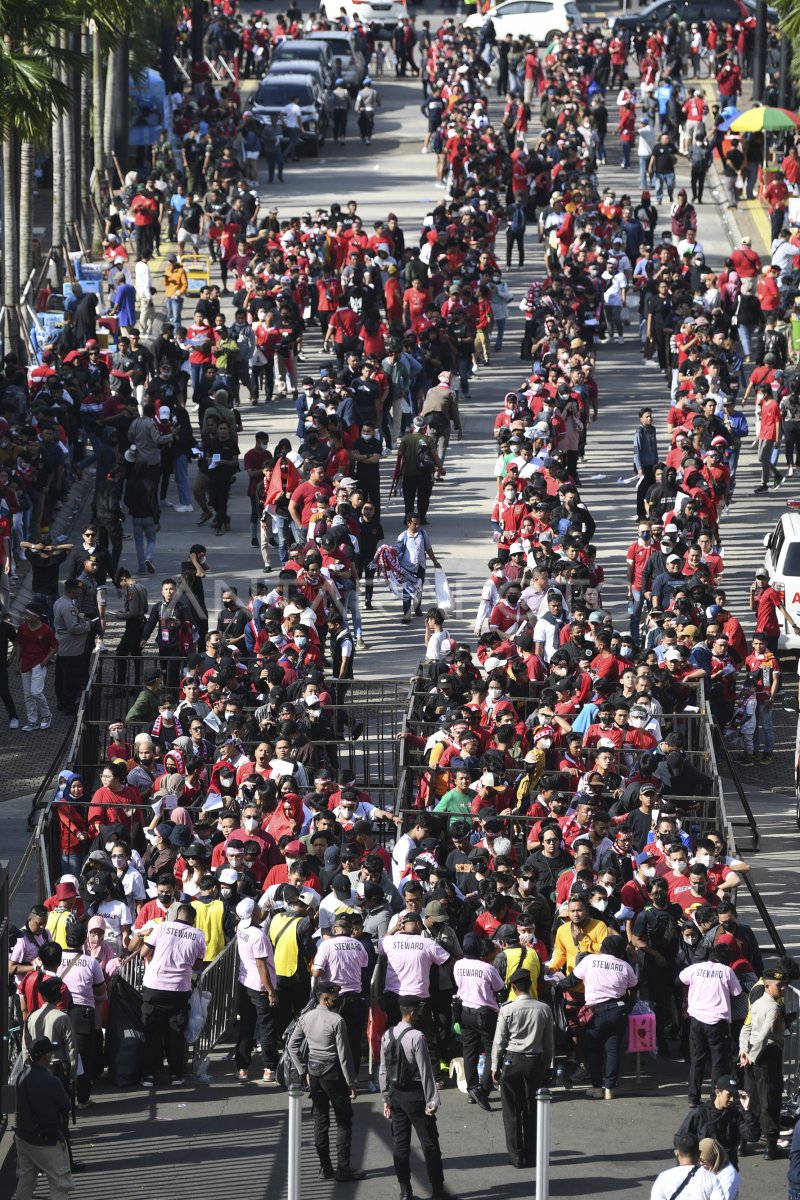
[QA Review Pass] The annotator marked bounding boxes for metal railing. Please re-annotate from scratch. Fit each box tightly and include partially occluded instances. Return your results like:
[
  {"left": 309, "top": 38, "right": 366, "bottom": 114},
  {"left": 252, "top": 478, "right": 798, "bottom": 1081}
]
[
  {"left": 0, "top": 862, "right": 10, "bottom": 1136},
  {"left": 189, "top": 938, "right": 238, "bottom": 1071}
]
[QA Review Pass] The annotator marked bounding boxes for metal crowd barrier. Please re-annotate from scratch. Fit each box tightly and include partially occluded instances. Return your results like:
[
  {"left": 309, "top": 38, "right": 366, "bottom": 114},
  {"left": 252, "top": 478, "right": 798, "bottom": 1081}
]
[
  {"left": 0, "top": 862, "right": 10, "bottom": 1136},
  {"left": 784, "top": 986, "right": 800, "bottom": 1104}
]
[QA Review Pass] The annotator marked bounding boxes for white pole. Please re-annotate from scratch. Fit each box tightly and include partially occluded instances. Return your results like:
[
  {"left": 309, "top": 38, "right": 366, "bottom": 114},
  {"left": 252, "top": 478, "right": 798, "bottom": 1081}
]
[
  {"left": 535, "top": 1088, "right": 551, "bottom": 1200},
  {"left": 287, "top": 1085, "right": 303, "bottom": 1200}
]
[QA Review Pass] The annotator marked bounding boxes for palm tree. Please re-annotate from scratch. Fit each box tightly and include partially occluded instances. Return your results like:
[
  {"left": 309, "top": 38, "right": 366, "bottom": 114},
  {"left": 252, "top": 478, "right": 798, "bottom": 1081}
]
[{"left": 0, "top": 0, "right": 79, "bottom": 351}]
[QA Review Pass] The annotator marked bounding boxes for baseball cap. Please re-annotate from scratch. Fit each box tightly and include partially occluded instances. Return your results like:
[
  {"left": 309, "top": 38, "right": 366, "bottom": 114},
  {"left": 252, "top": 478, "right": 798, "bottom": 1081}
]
[
  {"left": 715, "top": 1076, "right": 739, "bottom": 1093},
  {"left": 425, "top": 900, "right": 449, "bottom": 924}
]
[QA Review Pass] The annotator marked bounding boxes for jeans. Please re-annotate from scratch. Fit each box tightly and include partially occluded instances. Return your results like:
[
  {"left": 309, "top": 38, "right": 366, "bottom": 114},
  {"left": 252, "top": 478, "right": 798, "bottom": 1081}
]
[
  {"left": 285, "top": 126, "right": 302, "bottom": 159},
  {"left": 629, "top": 586, "right": 644, "bottom": 641},
  {"left": 584, "top": 1001, "right": 628, "bottom": 1089},
  {"left": 340, "top": 588, "right": 362, "bottom": 638},
  {"left": 655, "top": 170, "right": 675, "bottom": 200},
  {"left": 753, "top": 702, "right": 774, "bottom": 753},
  {"left": 132, "top": 516, "right": 157, "bottom": 570},
  {"left": 234, "top": 983, "right": 277, "bottom": 1070},
  {"left": 190, "top": 361, "right": 205, "bottom": 391},
  {"left": 173, "top": 453, "right": 191, "bottom": 506},
  {"left": 21, "top": 663, "right": 51, "bottom": 725},
  {"left": 621, "top": 140, "right": 631, "bottom": 168},
  {"left": 166, "top": 296, "right": 183, "bottom": 326},
  {"left": 639, "top": 156, "right": 651, "bottom": 190},
  {"left": 494, "top": 317, "right": 507, "bottom": 351}
]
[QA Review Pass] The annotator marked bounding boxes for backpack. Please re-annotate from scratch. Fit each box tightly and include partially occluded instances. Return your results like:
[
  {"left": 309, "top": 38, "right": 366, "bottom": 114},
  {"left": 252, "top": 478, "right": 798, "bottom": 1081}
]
[
  {"left": 415, "top": 437, "right": 436, "bottom": 474},
  {"left": 384, "top": 1026, "right": 417, "bottom": 1089},
  {"left": 277, "top": 996, "right": 316, "bottom": 1089}
]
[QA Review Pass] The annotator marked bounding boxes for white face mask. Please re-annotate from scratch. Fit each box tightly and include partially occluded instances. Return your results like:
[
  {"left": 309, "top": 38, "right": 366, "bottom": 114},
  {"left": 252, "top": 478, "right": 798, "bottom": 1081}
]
[
  {"left": 161, "top": 709, "right": 175, "bottom": 721},
  {"left": 640, "top": 865, "right": 656, "bottom": 879},
  {"left": 285, "top": 857, "right": 299, "bottom": 870},
  {"left": 242, "top": 817, "right": 258, "bottom": 832},
  {"left": 694, "top": 852, "right": 711, "bottom": 866},
  {"left": 672, "top": 861, "right": 688, "bottom": 875},
  {"left": 296, "top": 637, "right": 307, "bottom": 647},
  {"left": 537, "top": 738, "right": 553, "bottom": 750},
  {"left": 488, "top": 687, "right": 502, "bottom": 699},
  {"left": 593, "top": 899, "right": 607, "bottom": 912}
]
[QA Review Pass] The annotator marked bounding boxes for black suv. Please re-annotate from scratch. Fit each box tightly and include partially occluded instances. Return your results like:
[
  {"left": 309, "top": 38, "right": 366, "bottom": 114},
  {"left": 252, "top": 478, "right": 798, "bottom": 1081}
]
[{"left": 613, "top": 0, "right": 776, "bottom": 35}]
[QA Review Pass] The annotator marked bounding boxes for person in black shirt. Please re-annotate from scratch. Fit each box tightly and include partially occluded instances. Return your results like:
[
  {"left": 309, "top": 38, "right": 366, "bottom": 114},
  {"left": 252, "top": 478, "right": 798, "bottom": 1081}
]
[
  {"left": 357, "top": 501, "right": 383, "bottom": 608},
  {"left": 0, "top": 606, "right": 19, "bottom": 726},
  {"left": 202, "top": 419, "right": 239, "bottom": 534},
  {"left": 217, "top": 586, "right": 248, "bottom": 652},
  {"left": 648, "top": 134, "right": 678, "bottom": 203},
  {"left": 20, "top": 538, "right": 71, "bottom": 627},
  {"left": 14, "top": 1036, "right": 73, "bottom": 1197},
  {"left": 351, "top": 420, "right": 382, "bottom": 513}
]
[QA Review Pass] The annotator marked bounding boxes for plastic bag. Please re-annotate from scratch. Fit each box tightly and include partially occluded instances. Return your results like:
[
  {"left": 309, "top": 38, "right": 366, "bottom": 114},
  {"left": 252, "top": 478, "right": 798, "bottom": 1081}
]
[
  {"left": 184, "top": 987, "right": 211, "bottom": 1045},
  {"left": 434, "top": 568, "right": 453, "bottom": 612}
]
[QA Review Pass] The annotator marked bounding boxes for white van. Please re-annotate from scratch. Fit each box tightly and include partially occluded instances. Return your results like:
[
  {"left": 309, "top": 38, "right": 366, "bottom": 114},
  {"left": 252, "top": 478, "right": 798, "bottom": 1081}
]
[
  {"left": 762, "top": 504, "right": 800, "bottom": 650},
  {"left": 320, "top": 0, "right": 408, "bottom": 32}
]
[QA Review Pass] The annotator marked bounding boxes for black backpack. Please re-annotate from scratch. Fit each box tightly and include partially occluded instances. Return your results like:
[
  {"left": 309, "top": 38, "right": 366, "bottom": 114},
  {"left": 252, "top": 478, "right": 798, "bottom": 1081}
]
[
  {"left": 415, "top": 438, "right": 436, "bottom": 475},
  {"left": 384, "top": 1026, "right": 417, "bottom": 1089}
]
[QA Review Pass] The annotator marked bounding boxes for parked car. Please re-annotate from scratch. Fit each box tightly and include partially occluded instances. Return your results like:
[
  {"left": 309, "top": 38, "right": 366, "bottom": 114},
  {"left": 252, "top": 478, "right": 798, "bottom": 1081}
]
[
  {"left": 251, "top": 74, "right": 329, "bottom": 155},
  {"left": 613, "top": 0, "right": 777, "bottom": 35},
  {"left": 463, "top": 0, "right": 583, "bottom": 43},
  {"left": 307, "top": 30, "right": 367, "bottom": 93},
  {"left": 762, "top": 504, "right": 800, "bottom": 652},
  {"left": 267, "top": 56, "right": 330, "bottom": 96},
  {"left": 319, "top": 0, "right": 408, "bottom": 32},
  {"left": 270, "top": 39, "right": 334, "bottom": 86}
]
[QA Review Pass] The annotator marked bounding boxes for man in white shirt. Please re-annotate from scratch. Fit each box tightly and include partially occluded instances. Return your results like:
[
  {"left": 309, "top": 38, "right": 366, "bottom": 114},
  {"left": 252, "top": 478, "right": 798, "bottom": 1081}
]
[
  {"left": 281, "top": 98, "right": 303, "bottom": 160},
  {"left": 651, "top": 1134, "right": 726, "bottom": 1200}
]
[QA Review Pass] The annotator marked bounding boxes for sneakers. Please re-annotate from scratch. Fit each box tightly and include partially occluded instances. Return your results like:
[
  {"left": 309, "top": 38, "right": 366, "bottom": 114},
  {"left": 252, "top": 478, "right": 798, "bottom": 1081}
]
[
  {"left": 736, "top": 754, "right": 754, "bottom": 765},
  {"left": 141, "top": 1075, "right": 155, "bottom": 1088},
  {"left": 604, "top": 1088, "right": 615, "bottom": 1100},
  {"left": 356, "top": 636, "right": 366, "bottom": 650},
  {"left": 400, "top": 614, "right": 411, "bottom": 624},
  {"left": 21, "top": 723, "right": 38, "bottom": 732},
  {"left": 237, "top": 1068, "right": 249, "bottom": 1081},
  {"left": 174, "top": 504, "right": 194, "bottom": 513},
  {"left": 145, "top": 559, "right": 155, "bottom": 573},
  {"left": 772, "top": 474, "right": 785, "bottom": 490},
  {"left": 586, "top": 1086, "right": 603, "bottom": 1098},
  {"left": 9, "top": 718, "right": 19, "bottom": 729},
  {"left": 761, "top": 752, "right": 774, "bottom": 764},
  {"left": 40, "top": 718, "right": 52, "bottom": 730},
  {"left": 170, "top": 1076, "right": 184, "bottom": 1087},
  {"left": 753, "top": 485, "right": 768, "bottom": 494},
  {"left": 570, "top": 1064, "right": 590, "bottom": 1083},
  {"left": 262, "top": 1068, "right": 276, "bottom": 1083}
]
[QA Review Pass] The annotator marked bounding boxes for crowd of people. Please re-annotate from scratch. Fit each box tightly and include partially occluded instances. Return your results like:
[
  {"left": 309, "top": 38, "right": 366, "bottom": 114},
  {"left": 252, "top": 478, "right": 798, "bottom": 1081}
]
[{"left": 6, "top": 3, "right": 800, "bottom": 1200}]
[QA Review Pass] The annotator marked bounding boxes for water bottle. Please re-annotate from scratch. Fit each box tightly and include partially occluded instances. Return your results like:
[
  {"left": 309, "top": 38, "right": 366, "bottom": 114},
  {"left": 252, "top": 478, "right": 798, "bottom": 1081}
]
[{"left": 478, "top": 1052, "right": 486, "bottom": 1077}]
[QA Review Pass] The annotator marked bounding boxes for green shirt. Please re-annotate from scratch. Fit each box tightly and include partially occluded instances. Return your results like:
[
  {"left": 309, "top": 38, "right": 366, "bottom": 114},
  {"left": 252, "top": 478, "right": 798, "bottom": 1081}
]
[
  {"left": 433, "top": 788, "right": 474, "bottom": 817},
  {"left": 398, "top": 431, "right": 436, "bottom": 478}
]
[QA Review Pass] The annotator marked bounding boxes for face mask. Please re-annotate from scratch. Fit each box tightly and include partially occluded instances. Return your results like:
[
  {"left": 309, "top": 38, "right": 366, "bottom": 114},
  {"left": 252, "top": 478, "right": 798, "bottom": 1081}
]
[
  {"left": 224, "top": 600, "right": 235, "bottom": 609},
  {"left": 640, "top": 866, "right": 656, "bottom": 879},
  {"left": 694, "top": 852, "right": 711, "bottom": 866},
  {"left": 285, "top": 857, "right": 299, "bottom": 870},
  {"left": 593, "top": 899, "right": 607, "bottom": 912},
  {"left": 220, "top": 887, "right": 233, "bottom": 898},
  {"left": 537, "top": 737, "right": 553, "bottom": 750},
  {"left": 672, "top": 861, "right": 688, "bottom": 875},
  {"left": 296, "top": 637, "right": 307, "bottom": 647},
  {"left": 157, "top": 893, "right": 173, "bottom": 906},
  {"left": 243, "top": 817, "right": 258, "bottom": 832},
  {"left": 111, "top": 855, "right": 126, "bottom": 867},
  {"left": 161, "top": 709, "right": 175, "bottom": 721},
  {"left": 488, "top": 687, "right": 502, "bottom": 698}
]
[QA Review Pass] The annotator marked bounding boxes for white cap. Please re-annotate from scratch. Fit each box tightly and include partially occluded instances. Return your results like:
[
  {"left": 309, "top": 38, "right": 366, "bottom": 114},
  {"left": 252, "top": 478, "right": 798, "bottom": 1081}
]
[
  {"left": 235, "top": 897, "right": 255, "bottom": 927},
  {"left": 479, "top": 772, "right": 497, "bottom": 789},
  {"left": 484, "top": 657, "right": 505, "bottom": 673},
  {"left": 299, "top": 887, "right": 321, "bottom": 909},
  {"left": 667, "top": 554, "right": 683, "bottom": 564},
  {"left": 664, "top": 649, "right": 683, "bottom": 662}
]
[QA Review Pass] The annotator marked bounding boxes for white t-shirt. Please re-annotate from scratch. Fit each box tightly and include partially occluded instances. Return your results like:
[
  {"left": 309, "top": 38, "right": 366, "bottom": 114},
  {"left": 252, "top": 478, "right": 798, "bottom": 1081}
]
[
  {"left": 282, "top": 102, "right": 302, "bottom": 129},
  {"left": 651, "top": 1165, "right": 726, "bottom": 1200},
  {"left": 425, "top": 629, "right": 451, "bottom": 662},
  {"left": 92, "top": 900, "right": 133, "bottom": 954}
]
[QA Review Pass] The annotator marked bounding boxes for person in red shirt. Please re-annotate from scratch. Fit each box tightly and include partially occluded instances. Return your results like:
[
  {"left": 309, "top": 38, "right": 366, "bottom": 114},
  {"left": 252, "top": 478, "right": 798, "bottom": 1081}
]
[
  {"left": 756, "top": 264, "right": 781, "bottom": 316},
  {"left": 402, "top": 277, "right": 431, "bottom": 330},
  {"left": 754, "top": 390, "right": 783, "bottom": 492},
  {"left": 764, "top": 169, "right": 790, "bottom": 241},
  {"left": 626, "top": 522, "right": 655, "bottom": 640},
  {"left": 750, "top": 568, "right": 800, "bottom": 652},
  {"left": 14, "top": 602, "right": 58, "bottom": 731},
  {"left": 322, "top": 302, "right": 362, "bottom": 368},
  {"left": 288, "top": 463, "right": 333, "bottom": 534}
]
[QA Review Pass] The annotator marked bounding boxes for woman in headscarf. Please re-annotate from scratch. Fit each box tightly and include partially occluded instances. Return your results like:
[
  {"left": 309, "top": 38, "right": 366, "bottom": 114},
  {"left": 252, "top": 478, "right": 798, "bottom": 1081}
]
[
  {"left": 698, "top": 1138, "right": 740, "bottom": 1200},
  {"left": 54, "top": 771, "right": 89, "bottom": 875},
  {"left": 264, "top": 791, "right": 306, "bottom": 841},
  {"left": 563, "top": 933, "right": 638, "bottom": 1100},
  {"left": 85, "top": 915, "right": 120, "bottom": 1077},
  {"left": 163, "top": 748, "right": 187, "bottom": 777}
]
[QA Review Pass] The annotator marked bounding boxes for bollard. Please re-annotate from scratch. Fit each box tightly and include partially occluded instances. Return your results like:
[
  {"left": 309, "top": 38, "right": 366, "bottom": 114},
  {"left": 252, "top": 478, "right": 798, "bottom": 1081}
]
[
  {"left": 535, "top": 1088, "right": 551, "bottom": 1200},
  {"left": 287, "top": 1084, "right": 303, "bottom": 1200}
]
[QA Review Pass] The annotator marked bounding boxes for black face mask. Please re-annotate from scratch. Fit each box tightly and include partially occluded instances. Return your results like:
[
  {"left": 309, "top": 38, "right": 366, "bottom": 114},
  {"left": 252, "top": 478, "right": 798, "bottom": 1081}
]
[{"left": 158, "top": 893, "right": 173, "bottom": 905}]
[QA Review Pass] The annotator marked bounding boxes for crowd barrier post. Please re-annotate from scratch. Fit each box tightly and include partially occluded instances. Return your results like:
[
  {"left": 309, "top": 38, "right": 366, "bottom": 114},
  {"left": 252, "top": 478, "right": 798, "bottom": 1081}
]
[
  {"left": 287, "top": 1083, "right": 303, "bottom": 1200},
  {"left": 535, "top": 1087, "right": 551, "bottom": 1200}
]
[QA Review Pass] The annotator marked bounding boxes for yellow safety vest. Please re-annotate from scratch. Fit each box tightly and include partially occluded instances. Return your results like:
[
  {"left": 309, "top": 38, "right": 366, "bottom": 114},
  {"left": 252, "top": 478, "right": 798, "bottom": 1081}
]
[
  {"left": 269, "top": 912, "right": 302, "bottom": 979},
  {"left": 191, "top": 898, "right": 226, "bottom": 963},
  {"left": 502, "top": 944, "right": 541, "bottom": 994},
  {"left": 46, "top": 908, "right": 73, "bottom": 950}
]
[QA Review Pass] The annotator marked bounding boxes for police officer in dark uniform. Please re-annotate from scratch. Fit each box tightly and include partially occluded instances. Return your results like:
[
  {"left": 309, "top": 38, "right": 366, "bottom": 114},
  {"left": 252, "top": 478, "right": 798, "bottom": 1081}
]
[
  {"left": 491, "top": 967, "right": 554, "bottom": 1170},
  {"left": 380, "top": 997, "right": 458, "bottom": 1200},
  {"left": 287, "top": 981, "right": 366, "bottom": 1183}
]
